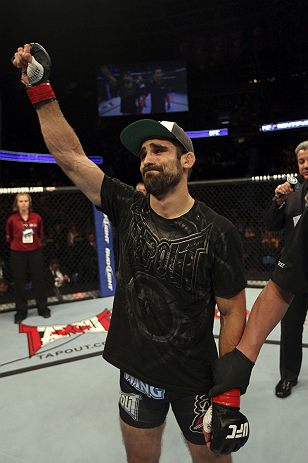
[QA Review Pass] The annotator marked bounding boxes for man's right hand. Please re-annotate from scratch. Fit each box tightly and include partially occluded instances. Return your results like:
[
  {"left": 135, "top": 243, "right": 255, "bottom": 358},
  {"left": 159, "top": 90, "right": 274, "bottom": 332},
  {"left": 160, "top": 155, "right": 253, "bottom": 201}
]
[
  {"left": 12, "top": 44, "right": 33, "bottom": 85},
  {"left": 11, "top": 43, "right": 56, "bottom": 107}
]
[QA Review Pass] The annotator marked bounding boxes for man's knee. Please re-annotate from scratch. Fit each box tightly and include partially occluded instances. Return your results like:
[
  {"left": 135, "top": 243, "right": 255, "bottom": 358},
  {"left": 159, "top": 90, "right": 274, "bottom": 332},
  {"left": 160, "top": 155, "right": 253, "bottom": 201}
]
[
  {"left": 120, "top": 419, "right": 165, "bottom": 463},
  {"left": 186, "top": 440, "right": 232, "bottom": 463}
]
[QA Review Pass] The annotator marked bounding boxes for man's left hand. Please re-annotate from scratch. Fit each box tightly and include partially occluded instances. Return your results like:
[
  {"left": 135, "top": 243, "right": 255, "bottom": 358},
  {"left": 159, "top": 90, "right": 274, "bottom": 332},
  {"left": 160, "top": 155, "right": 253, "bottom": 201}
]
[{"left": 203, "top": 389, "right": 249, "bottom": 455}]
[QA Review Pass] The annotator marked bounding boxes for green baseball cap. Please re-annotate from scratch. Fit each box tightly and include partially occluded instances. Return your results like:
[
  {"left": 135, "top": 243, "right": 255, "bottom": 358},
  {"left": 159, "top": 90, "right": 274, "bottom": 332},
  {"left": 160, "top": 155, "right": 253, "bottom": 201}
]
[{"left": 120, "top": 119, "right": 194, "bottom": 157}]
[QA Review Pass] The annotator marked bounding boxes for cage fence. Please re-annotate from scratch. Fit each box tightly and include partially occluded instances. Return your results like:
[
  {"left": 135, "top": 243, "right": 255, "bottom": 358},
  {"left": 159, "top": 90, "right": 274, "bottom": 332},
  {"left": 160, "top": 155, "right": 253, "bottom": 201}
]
[
  {"left": 188, "top": 175, "right": 289, "bottom": 286},
  {"left": 0, "top": 175, "right": 291, "bottom": 312},
  {"left": 0, "top": 187, "right": 99, "bottom": 312}
]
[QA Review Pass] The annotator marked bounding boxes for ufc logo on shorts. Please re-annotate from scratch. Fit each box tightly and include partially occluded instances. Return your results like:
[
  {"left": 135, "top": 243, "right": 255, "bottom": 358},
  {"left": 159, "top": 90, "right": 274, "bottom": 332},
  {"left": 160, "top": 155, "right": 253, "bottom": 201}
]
[{"left": 226, "top": 422, "right": 249, "bottom": 439}]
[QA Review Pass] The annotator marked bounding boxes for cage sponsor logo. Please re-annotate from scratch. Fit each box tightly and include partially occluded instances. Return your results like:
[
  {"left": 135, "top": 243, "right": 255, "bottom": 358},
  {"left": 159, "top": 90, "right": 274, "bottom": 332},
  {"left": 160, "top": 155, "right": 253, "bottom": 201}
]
[
  {"left": 19, "top": 309, "right": 111, "bottom": 357},
  {"left": 103, "top": 214, "right": 111, "bottom": 244},
  {"left": 105, "top": 248, "right": 114, "bottom": 290},
  {"left": 0, "top": 186, "right": 44, "bottom": 194},
  {"left": 102, "top": 214, "right": 114, "bottom": 291}
]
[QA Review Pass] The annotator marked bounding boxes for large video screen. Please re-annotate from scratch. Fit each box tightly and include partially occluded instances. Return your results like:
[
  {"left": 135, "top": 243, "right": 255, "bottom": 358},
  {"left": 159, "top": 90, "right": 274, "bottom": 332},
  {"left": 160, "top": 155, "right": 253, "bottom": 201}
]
[{"left": 97, "top": 59, "right": 189, "bottom": 117}]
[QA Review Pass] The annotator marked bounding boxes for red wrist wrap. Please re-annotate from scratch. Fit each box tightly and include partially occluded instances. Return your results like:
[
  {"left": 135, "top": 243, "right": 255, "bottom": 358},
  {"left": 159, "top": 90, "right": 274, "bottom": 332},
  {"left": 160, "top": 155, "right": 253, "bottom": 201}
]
[
  {"left": 26, "top": 82, "right": 56, "bottom": 106},
  {"left": 212, "top": 388, "right": 240, "bottom": 408}
]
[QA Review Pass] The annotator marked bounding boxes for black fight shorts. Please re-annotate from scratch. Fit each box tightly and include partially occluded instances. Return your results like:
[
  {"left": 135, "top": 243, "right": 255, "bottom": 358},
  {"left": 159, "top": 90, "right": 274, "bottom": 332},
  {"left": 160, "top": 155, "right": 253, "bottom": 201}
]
[{"left": 119, "top": 371, "right": 211, "bottom": 445}]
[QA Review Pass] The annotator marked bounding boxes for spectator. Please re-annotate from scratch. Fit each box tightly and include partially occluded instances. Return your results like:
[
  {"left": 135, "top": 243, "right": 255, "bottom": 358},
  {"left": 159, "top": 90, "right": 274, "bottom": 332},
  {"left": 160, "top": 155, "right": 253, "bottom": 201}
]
[
  {"left": 67, "top": 222, "right": 79, "bottom": 248},
  {"left": 44, "top": 257, "right": 70, "bottom": 299},
  {"left": 43, "top": 227, "right": 57, "bottom": 265},
  {"left": 54, "top": 223, "right": 67, "bottom": 255},
  {"left": 261, "top": 230, "right": 281, "bottom": 272},
  {"left": 135, "top": 182, "right": 147, "bottom": 195},
  {"left": 261, "top": 230, "right": 280, "bottom": 252},
  {"left": 0, "top": 278, "right": 10, "bottom": 298},
  {"left": 137, "top": 75, "right": 147, "bottom": 114},
  {"left": 242, "top": 225, "right": 261, "bottom": 276},
  {"left": 77, "top": 231, "right": 98, "bottom": 284},
  {"left": 0, "top": 255, "right": 12, "bottom": 283},
  {"left": 67, "top": 222, "right": 82, "bottom": 273}
]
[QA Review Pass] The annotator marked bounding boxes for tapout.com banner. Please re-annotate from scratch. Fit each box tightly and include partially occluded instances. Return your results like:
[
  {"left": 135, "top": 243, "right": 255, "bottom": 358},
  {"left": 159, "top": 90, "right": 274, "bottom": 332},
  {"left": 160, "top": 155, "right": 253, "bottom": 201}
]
[{"left": 0, "top": 298, "right": 114, "bottom": 377}]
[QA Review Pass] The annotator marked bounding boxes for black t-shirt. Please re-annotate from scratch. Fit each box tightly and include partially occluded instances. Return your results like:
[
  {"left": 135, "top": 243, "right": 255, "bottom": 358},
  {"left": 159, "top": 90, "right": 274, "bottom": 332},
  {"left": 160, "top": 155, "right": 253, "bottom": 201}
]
[
  {"left": 148, "top": 80, "right": 168, "bottom": 113},
  {"left": 100, "top": 175, "right": 246, "bottom": 394},
  {"left": 119, "top": 82, "right": 140, "bottom": 114},
  {"left": 271, "top": 207, "right": 308, "bottom": 296}
]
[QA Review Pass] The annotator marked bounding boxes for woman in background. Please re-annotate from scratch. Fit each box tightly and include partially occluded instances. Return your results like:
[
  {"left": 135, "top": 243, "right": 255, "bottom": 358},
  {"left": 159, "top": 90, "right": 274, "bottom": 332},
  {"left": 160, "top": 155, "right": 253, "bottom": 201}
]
[{"left": 6, "top": 193, "right": 50, "bottom": 324}]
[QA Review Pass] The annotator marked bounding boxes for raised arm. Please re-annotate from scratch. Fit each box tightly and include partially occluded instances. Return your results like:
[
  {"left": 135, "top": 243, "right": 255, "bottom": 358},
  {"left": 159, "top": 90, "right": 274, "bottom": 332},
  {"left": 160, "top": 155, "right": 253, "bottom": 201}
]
[
  {"left": 12, "top": 43, "right": 104, "bottom": 206},
  {"left": 36, "top": 101, "right": 104, "bottom": 206}
]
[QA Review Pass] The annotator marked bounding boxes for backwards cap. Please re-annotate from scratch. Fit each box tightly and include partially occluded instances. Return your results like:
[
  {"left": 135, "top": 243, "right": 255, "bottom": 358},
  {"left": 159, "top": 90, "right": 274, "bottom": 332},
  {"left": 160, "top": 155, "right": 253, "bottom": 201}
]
[{"left": 120, "top": 119, "right": 194, "bottom": 157}]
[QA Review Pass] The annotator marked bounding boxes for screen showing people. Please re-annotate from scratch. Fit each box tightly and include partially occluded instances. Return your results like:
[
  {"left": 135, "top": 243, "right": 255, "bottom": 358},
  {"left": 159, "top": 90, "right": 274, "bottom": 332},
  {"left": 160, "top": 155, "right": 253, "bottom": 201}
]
[{"left": 97, "top": 59, "right": 189, "bottom": 117}]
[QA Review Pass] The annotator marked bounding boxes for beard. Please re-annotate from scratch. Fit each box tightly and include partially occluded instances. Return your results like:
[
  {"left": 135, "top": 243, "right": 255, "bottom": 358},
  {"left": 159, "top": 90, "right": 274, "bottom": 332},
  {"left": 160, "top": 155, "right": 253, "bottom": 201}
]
[{"left": 142, "top": 161, "right": 183, "bottom": 197}]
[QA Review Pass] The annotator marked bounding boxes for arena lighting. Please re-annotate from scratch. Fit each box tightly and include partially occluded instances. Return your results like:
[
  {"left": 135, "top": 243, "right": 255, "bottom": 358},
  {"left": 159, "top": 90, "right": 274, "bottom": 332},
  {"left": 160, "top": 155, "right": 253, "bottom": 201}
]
[
  {"left": 0, "top": 150, "right": 103, "bottom": 164},
  {"left": 260, "top": 119, "right": 308, "bottom": 132},
  {"left": 185, "top": 128, "right": 228, "bottom": 138}
]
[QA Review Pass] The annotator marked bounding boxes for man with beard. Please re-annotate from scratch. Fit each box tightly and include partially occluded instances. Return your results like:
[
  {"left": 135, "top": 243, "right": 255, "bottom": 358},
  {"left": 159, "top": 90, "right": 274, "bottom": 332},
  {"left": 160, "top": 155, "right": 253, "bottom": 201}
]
[
  {"left": 12, "top": 43, "right": 249, "bottom": 462},
  {"left": 99, "top": 66, "right": 140, "bottom": 115}
]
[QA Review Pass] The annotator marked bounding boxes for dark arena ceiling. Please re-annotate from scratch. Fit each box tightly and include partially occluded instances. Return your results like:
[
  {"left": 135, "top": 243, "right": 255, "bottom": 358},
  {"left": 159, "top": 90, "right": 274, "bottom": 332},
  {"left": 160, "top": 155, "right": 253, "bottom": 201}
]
[
  {"left": 1, "top": 0, "right": 307, "bottom": 89},
  {"left": 0, "top": 0, "right": 307, "bottom": 184}
]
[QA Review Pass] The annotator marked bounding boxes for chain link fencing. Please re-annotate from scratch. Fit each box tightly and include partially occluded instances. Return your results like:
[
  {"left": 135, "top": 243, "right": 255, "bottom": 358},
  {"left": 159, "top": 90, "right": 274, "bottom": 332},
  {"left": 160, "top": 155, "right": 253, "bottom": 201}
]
[
  {"left": 188, "top": 175, "right": 294, "bottom": 287},
  {"left": 0, "top": 175, "right": 293, "bottom": 311},
  {"left": 0, "top": 187, "right": 99, "bottom": 312}
]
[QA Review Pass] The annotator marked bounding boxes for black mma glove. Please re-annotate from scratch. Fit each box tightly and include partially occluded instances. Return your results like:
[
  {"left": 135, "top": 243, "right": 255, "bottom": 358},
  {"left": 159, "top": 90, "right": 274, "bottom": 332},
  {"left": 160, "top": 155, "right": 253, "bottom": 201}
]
[
  {"left": 18, "top": 43, "right": 56, "bottom": 108},
  {"left": 203, "top": 388, "right": 249, "bottom": 455},
  {"left": 209, "top": 348, "right": 254, "bottom": 397}
]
